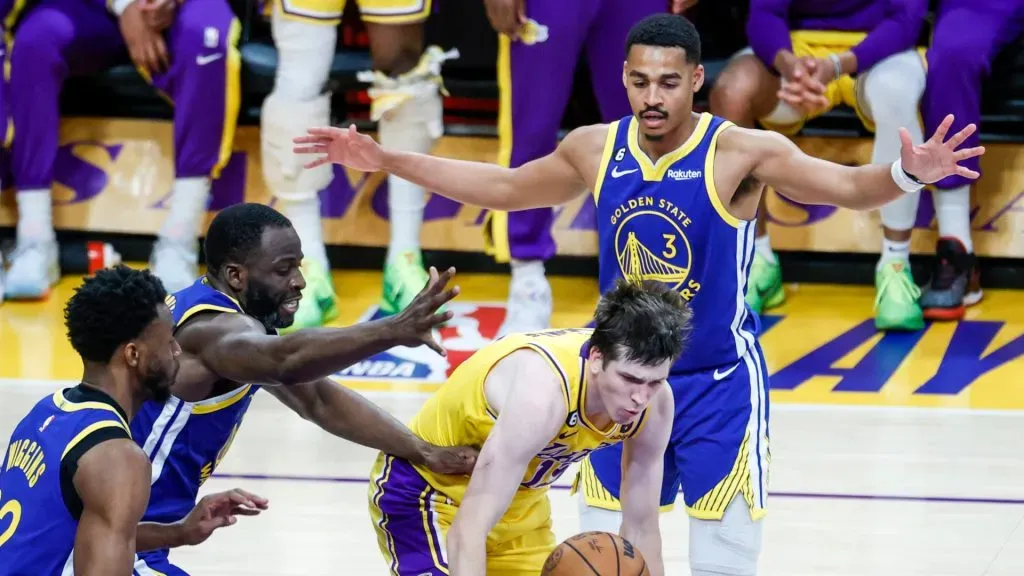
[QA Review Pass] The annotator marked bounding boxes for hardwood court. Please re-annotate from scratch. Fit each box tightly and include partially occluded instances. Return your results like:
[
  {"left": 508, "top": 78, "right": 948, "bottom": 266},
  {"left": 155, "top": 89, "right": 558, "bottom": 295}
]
[{"left": 2, "top": 270, "right": 1024, "bottom": 575}]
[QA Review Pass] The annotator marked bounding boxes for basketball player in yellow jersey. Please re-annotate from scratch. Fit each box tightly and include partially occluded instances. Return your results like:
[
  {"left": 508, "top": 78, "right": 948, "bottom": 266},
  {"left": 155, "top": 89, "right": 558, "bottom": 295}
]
[{"left": 367, "top": 280, "right": 691, "bottom": 576}]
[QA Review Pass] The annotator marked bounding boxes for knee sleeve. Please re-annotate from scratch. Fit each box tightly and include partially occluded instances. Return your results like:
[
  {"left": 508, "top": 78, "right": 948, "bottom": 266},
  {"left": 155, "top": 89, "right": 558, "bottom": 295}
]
[
  {"left": 689, "top": 495, "right": 763, "bottom": 576},
  {"left": 260, "top": 91, "right": 333, "bottom": 201},
  {"left": 859, "top": 51, "right": 925, "bottom": 129},
  {"left": 879, "top": 190, "right": 921, "bottom": 231},
  {"left": 357, "top": 46, "right": 459, "bottom": 154},
  {"left": 270, "top": 9, "right": 336, "bottom": 100},
  {"left": 576, "top": 490, "right": 623, "bottom": 534}
]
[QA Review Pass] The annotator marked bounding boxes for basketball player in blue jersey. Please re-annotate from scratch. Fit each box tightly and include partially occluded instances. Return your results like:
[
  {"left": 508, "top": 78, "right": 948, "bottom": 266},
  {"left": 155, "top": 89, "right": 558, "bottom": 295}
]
[
  {"left": 129, "top": 203, "right": 478, "bottom": 575},
  {"left": 0, "top": 266, "right": 266, "bottom": 575},
  {"left": 294, "top": 13, "right": 986, "bottom": 575}
]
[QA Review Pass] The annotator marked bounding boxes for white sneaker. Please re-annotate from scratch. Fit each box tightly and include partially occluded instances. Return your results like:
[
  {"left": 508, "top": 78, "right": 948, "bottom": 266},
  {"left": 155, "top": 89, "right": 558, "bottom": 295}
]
[
  {"left": 497, "top": 273, "right": 553, "bottom": 337},
  {"left": 150, "top": 237, "right": 199, "bottom": 294},
  {"left": 5, "top": 240, "right": 59, "bottom": 300}
]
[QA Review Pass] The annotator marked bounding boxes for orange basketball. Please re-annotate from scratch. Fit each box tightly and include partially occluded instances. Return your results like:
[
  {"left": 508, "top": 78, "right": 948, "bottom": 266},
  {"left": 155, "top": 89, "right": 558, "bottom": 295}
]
[{"left": 541, "top": 531, "right": 649, "bottom": 576}]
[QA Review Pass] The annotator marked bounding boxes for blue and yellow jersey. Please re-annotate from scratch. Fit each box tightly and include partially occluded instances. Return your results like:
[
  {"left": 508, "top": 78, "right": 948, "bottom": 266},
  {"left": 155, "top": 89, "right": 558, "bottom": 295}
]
[
  {"left": 131, "top": 277, "right": 260, "bottom": 527},
  {"left": 408, "top": 328, "right": 647, "bottom": 512},
  {"left": 0, "top": 385, "right": 132, "bottom": 575},
  {"left": 593, "top": 112, "right": 760, "bottom": 373}
]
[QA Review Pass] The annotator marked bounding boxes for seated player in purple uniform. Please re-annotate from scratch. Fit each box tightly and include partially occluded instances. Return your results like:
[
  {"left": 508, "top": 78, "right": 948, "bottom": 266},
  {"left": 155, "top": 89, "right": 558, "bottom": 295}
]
[
  {"left": 2, "top": 0, "right": 241, "bottom": 300},
  {"left": 917, "top": 0, "right": 1024, "bottom": 320},
  {"left": 710, "top": 0, "right": 931, "bottom": 331}
]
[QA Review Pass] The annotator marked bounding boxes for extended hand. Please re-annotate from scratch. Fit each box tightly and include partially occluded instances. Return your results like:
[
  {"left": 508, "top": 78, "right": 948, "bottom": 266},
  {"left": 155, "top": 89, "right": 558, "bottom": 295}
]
[
  {"left": 293, "top": 124, "right": 384, "bottom": 172},
  {"left": 422, "top": 444, "right": 479, "bottom": 475},
  {"left": 180, "top": 488, "right": 269, "bottom": 546},
  {"left": 900, "top": 114, "right": 985, "bottom": 183},
  {"left": 119, "top": 1, "right": 169, "bottom": 74},
  {"left": 777, "top": 57, "right": 828, "bottom": 114},
  {"left": 483, "top": 0, "right": 526, "bottom": 37},
  {"left": 392, "top": 266, "right": 459, "bottom": 356}
]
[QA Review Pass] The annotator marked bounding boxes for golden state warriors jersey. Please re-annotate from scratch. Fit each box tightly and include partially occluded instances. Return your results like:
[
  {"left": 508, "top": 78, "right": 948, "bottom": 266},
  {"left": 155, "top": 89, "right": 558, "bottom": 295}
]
[
  {"left": 594, "top": 112, "right": 760, "bottom": 373},
  {"left": 130, "top": 278, "right": 260, "bottom": 530},
  {"left": 410, "top": 328, "right": 648, "bottom": 508},
  {"left": 0, "top": 385, "right": 132, "bottom": 575}
]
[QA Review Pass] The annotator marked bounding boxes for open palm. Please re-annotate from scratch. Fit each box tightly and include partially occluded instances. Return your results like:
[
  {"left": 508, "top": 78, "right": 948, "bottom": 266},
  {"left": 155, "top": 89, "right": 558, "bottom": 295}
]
[
  {"left": 293, "top": 124, "right": 385, "bottom": 172},
  {"left": 900, "top": 114, "right": 985, "bottom": 183}
]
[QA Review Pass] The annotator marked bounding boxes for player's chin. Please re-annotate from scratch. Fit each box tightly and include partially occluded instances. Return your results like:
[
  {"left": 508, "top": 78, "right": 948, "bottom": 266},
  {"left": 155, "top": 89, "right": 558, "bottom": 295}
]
[
  {"left": 616, "top": 407, "right": 642, "bottom": 424},
  {"left": 278, "top": 298, "right": 300, "bottom": 323}
]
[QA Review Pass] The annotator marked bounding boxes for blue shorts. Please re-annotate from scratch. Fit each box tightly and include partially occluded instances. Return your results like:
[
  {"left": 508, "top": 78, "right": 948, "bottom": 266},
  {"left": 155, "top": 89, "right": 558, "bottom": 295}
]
[
  {"left": 573, "top": 343, "right": 770, "bottom": 521},
  {"left": 135, "top": 550, "right": 190, "bottom": 576}
]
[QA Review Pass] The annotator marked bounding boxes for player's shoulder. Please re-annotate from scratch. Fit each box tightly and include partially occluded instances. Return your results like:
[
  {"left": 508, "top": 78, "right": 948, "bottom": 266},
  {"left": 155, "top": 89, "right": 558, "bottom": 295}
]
[
  {"left": 716, "top": 123, "right": 791, "bottom": 155},
  {"left": 560, "top": 123, "right": 615, "bottom": 156}
]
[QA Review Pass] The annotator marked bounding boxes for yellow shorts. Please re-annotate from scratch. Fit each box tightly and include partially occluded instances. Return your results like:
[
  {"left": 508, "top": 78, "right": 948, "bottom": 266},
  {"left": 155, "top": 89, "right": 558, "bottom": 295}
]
[
  {"left": 368, "top": 454, "right": 556, "bottom": 576},
  {"left": 273, "top": 0, "right": 431, "bottom": 26},
  {"left": 757, "top": 30, "right": 927, "bottom": 136}
]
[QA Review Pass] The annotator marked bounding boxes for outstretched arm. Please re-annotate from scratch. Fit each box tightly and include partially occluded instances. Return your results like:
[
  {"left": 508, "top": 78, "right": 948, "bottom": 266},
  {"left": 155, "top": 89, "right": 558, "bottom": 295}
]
[
  {"left": 265, "top": 378, "right": 477, "bottom": 475},
  {"left": 737, "top": 114, "right": 984, "bottom": 210},
  {"left": 446, "top": 350, "right": 567, "bottom": 576},
  {"left": 619, "top": 385, "right": 673, "bottom": 576},
  {"left": 179, "top": 267, "right": 457, "bottom": 387},
  {"left": 293, "top": 123, "right": 606, "bottom": 211}
]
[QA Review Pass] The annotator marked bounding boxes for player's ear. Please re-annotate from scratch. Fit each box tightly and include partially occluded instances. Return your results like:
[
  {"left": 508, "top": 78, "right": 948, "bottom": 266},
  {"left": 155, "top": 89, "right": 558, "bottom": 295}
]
[
  {"left": 622, "top": 60, "right": 628, "bottom": 89},
  {"left": 223, "top": 263, "right": 246, "bottom": 292},
  {"left": 692, "top": 64, "right": 705, "bottom": 93},
  {"left": 124, "top": 342, "right": 140, "bottom": 369}
]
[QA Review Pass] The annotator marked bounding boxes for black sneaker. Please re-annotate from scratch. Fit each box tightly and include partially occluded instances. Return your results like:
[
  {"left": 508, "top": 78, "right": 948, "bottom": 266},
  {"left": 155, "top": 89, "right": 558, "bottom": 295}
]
[{"left": 920, "top": 238, "right": 982, "bottom": 321}]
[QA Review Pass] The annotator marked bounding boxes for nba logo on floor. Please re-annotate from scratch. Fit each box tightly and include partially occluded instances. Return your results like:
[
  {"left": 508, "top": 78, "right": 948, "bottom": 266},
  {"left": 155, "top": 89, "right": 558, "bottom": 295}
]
[{"left": 334, "top": 302, "right": 508, "bottom": 382}]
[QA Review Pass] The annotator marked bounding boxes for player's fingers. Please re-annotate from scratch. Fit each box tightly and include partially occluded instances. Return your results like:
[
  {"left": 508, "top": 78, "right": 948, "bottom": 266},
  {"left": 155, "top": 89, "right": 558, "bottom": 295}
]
[
  {"left": 233, "top": 488, "right": 269, "bottom": 507},
  {"left": 424, "top": 335, "right": 447, "bottom": 357},
  {"left": 305, "top": 127, "right": 342, "bottom": 138},
  {"left": 303, "top": 157, "right": 330, "bottom": 169},
  {"left": 292, "top": 145, "right": 325, "bottom": 155},
  {"left": 953, "top": 145, "right": 985, "bottom": 161},
  {"left": 930, "top": 114, "right": 954, "bottom": 143},
  {"left": 229, "top": 506, "right": 262, "bottom": 516},
  {"left": 433, "top": 286, "right": 460, "bottom": 309},
  {"left": 293, "top": 134, "right": 327, "bottom": 144},
  {"left": 956, "top": 166, "right": 981, "bottom": 179},
  {"left": 946, "top": 123, "right": 977, "bottom": 149},
  {"left": 898, "top": 127, "right": 914, "bottom": 151}
]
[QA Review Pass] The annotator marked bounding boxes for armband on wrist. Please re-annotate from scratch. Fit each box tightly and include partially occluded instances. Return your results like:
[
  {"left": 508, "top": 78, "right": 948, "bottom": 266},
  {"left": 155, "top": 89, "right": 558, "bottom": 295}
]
[
  {"left": 891, "top": 159, "right": 924, "bottom": 193},
  {"left": 828, "top": 53, "right": 842, "bottom": 79},
  {"left": 109, "top": 0, "right": 134, "bottom": 16}
]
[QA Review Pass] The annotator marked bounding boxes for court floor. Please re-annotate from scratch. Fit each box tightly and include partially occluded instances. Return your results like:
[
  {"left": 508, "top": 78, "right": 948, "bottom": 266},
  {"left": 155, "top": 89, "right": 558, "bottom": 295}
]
[{"left": 3, "top": 269, "right": 1024, "bottom": 575}]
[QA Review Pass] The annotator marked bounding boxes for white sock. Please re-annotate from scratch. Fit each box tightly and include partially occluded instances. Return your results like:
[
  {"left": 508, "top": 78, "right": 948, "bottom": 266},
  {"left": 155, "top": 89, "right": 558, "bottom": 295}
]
[
  {"left": 159, "top": 177, "right": 210, "bottom": 249},
  {"left": 754, "top": 235, "right": 776, "bottom": 264},
  {"left": 878, "top": 238, "right": 911, "bottom": 271},
  {"left": 935, "top": 185, "right": 973, "bottom": 252},
  {"left": 16, "top": 189, "right": 56, "bottom": 243},
  {"left": 278, "top": 197, "right": 329, "bottom": 273},
  {"left": 510, "top": 259, "right": 545, "bottom": 282},
  {"left": 386, "top": 176, "right": 426, "bottom": 263}
]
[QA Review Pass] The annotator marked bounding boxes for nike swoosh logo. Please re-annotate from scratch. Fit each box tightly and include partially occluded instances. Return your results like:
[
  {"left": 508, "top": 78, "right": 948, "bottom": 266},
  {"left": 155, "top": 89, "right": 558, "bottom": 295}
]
[
  {"left": 557, "top": 431, "right": 578, "bottom": 440},
  {"left": 713, "top": 362, "right": 741, "bottom": 381},
  {"left": 196, "top": 53, "right": 223, "bottom": 66},
  {"left": 611, "top": 167, "right": 638, "bottom": 178}
]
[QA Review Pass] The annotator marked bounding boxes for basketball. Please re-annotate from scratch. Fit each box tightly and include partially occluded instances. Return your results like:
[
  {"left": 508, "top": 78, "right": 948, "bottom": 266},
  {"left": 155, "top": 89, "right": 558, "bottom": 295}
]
[{"left": 541, "top": 532, "right": 649, "bottom": 576}]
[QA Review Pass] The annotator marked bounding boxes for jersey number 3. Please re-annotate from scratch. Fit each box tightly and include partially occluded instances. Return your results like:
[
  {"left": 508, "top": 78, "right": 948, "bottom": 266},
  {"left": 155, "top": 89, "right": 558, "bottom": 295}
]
[{"left": 0, "top": 488, "right": 23, "bottom": 548}]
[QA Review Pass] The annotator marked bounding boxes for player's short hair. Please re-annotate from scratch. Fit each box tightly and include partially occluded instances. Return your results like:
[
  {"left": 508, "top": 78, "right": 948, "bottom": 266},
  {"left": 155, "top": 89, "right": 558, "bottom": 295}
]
[
  {"left": 65, "top": 265, "right": 168, "bottom": 364},
  {"left": 625, "top": 13, "right": 701, "bottom": 64},
  {"left": 204, "top": 203, "right": 293, "bottom": 272},
  {"left": 591, "top": 279, "right": 692, "bottom": 366}
]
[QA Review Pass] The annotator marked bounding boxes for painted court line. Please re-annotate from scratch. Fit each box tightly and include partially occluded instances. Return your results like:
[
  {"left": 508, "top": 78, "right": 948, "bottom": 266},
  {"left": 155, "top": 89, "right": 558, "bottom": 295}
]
[{"left": 210, "top": 472, "right": 1024, "bottom": 507}]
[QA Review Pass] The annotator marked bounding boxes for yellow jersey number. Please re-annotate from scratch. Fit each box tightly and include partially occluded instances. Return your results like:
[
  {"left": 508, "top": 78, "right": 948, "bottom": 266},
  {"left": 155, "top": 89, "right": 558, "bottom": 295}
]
[{"left": 0, "top": 488, "right": 23, "bottom": 547}]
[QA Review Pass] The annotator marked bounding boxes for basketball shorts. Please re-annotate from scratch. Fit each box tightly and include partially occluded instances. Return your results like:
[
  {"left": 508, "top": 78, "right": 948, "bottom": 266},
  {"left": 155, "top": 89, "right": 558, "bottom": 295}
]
[
  {"left": 574, "top": 343, "right": 770, "bottom": 521},
  {"left": 368, "top": 454, "right": 556, "bottom": 576},
  {"left": 740, "top": 30, "right": 927, "bottom": 136},
  {"left": 134, "top": 551, "right": 190, "bottom": 576},
  {"left": 272, "top": 0, "right": 432, "bottom": 25}
]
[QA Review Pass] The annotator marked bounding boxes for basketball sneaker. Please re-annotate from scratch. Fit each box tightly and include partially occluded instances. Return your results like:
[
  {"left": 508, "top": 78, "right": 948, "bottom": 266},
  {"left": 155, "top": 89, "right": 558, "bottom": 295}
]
[
  {"left": 282, "top": 259, "right": 338, "bottom": 331},
  {"left": 380, "top": 250, "right": 432, "bottom": 316},
  {"left": 150, "top": 237, "right": 199, "bottom": 294},
  {"left": 873, "top": 260, "right": 923, "bottom": 331},
  {"left": 745, "top": 252, "right": 784, "bottom": 313},
  {"left": 5, "top": 240, "right": 59, "bottom": 300},
  {"left": 919, "top": 238, "right": 982, "bottom": 321},
  {"left": 497, "top": 272, "right": 552, "bottom": 337}
]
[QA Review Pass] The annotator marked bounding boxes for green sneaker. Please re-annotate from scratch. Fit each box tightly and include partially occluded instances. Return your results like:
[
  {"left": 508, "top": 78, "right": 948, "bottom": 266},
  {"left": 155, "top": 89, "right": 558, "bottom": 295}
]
[
  {"left": 746, "top": 252, "right": 785, "bottom": 313},
  {"left": 380, "top": 251, "right": 432, "bottom": 316},
  {"left": 874, "top": 260, "right": 924, "bottom": 331},
  {"left": 281, "top": 260, "right": 339, "bottom": 332}
]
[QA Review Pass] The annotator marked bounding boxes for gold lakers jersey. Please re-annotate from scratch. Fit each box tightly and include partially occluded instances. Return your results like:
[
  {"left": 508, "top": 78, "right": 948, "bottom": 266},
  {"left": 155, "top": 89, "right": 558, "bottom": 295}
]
[{"left": 409, "top": 328, "right": 648, "bottom": 508}]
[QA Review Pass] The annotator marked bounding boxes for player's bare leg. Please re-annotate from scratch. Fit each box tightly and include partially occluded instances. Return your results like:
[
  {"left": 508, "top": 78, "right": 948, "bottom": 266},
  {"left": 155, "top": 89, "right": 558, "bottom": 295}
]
[
  {"left": 361, "top": 21, "right": 457, "bottom": 315},
  {"left": 261, "top": 2, "right": 339, "bottom": 329},
  {"left": 709, "top": 52, "right": 784, "bottom": 314}
]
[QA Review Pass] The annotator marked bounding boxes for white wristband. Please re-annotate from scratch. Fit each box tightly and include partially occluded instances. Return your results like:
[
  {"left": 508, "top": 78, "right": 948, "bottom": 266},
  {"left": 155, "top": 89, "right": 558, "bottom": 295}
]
[
  {"left": 109, "top": 0, "right": 135, "bottom": 16},
  {"left": 891, "top": 159, "right": 924, "bottom": 193}
]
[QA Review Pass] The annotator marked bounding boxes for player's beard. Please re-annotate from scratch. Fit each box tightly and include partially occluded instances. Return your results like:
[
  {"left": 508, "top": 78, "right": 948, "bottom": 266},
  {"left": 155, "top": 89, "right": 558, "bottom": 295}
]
[
  {"left": 142, "top": 362, "right": 175, "bottom": 404},
  {"left": 244, "top": 278, "right": 289, "bottom": 331}
]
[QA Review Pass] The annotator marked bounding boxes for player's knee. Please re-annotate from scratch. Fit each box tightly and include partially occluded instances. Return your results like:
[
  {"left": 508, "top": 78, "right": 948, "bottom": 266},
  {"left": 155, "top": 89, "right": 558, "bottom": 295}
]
[
  {"left": 270, "top": 10, "right": 336, "bottom": 101},
  {"left": 11, "top": 12, "right": 70, "bottom": 72},
  {"left": 576, "top": 491, "right": 623, "bottom": 534},
  {"left": 689, "top": 495, "right": 763, "bottom": 576},
  {"left": 862, "top": 52, "right": 924, "bottom": 125},
  {"left": 365, "top": 23, "right": 425, "bottom": 76},
  {"left": 709, "top": 53, "right": 774, "bottom": 122}
]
